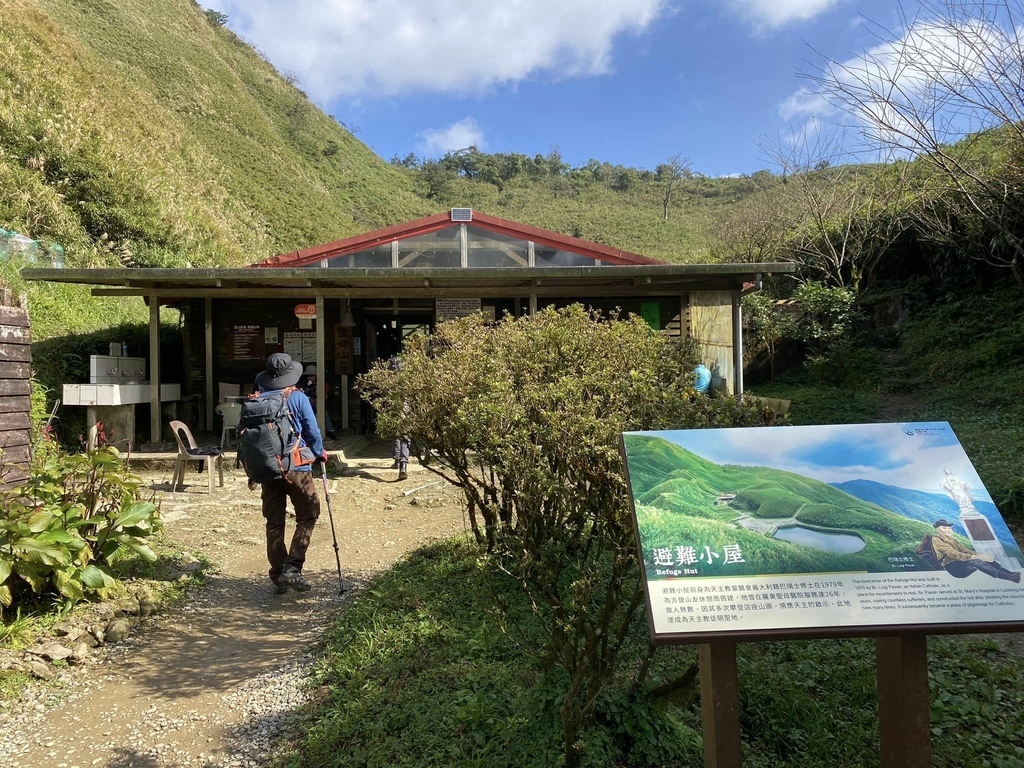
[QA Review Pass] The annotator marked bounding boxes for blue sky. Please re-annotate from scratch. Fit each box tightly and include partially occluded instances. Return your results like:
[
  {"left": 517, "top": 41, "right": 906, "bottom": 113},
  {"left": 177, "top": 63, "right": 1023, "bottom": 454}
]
[
  {"left": 632, "top": 422, "right": 996, "bottom": 502},
  {"left": 200, "top": 0, "right": 927, "bottom": 177}
]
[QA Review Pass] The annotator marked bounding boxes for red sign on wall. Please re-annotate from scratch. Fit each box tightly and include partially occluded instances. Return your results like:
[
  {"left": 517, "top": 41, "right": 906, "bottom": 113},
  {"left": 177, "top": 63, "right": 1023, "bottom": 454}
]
[{"left": 294, "top": 303, "right": 317, "bottom": 318}]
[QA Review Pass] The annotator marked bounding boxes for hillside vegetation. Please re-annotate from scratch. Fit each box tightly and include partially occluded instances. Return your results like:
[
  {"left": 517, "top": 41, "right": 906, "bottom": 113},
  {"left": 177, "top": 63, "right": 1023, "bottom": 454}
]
[
  {"left": 2, "top": 0, "right": 429, "bottom": 273},
  {"left": 388, "top": 150, "right": 782, "bottom": 262}
]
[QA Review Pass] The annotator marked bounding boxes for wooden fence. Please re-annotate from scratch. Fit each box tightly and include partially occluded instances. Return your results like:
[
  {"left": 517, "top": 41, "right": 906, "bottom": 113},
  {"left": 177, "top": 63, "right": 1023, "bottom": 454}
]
[{"left": 0, "top": 299, "right": 32, "bottom": 487}]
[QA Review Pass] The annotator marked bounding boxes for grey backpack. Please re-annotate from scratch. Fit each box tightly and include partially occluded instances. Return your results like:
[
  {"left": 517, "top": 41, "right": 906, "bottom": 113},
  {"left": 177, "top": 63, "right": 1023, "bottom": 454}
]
[{"left": 237, "top": 388, "right": 310, "bottom": 482}]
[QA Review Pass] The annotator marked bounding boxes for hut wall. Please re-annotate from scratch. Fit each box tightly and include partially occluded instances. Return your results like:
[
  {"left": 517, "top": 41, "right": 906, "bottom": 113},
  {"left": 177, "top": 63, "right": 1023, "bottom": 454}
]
[{"left": 689, "top": 290, "right": 735, "bottom": 393}]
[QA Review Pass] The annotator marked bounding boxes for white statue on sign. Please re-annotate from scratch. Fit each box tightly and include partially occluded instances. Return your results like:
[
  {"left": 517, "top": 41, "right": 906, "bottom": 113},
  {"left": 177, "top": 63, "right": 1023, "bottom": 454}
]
[{"left": 941, "top": 467, "right": 974, "bottom": 511}]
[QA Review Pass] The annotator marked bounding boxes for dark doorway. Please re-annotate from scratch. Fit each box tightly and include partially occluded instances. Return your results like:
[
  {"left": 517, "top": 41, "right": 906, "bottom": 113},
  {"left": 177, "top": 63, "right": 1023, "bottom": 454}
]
[{"left": 361, "top": 313, "right": 433, "bottom": 434}]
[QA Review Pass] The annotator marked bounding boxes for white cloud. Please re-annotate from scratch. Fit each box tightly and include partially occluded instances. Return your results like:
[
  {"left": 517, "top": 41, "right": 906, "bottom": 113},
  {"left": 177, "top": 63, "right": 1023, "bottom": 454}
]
[
  {"left": 778, "top": 88, "right": 834, "bottom": 121},
  {"left": 778, "top": 15, "right": 1022, "bottom": 148},
  {"left": 207, "top": 0, "right": 666, "bottom": 101},
  {"left": 418, "top": 117, "right": 485, "bottom": 157},
  {"left": 727, "top": 0, "right": 839, "bottom": 30}
]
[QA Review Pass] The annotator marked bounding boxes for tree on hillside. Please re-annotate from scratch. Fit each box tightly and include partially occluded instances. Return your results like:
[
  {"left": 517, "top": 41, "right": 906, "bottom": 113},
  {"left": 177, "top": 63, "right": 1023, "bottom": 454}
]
[
  {"left": 419, "top": 159, "right": 457, "bottom": 200},
  {"left": 807, "top": 0, "right": 1024, "bottom": 291},
  {"left": 656, "top": 153, "right": 690, "bottom": 221},
  {"left": 710, "top": 173, "right": 791, "bottom": 263},
  {"left": 203, "top": 9, "right": 228, "bottom": 27},
  {"left": 759, "top": 127, "right": 914, "bottom": 293}
]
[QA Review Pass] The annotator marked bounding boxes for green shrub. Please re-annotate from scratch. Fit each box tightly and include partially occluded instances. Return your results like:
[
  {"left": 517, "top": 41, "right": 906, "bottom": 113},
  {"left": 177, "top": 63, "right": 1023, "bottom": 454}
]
[
  {"left": 0, "top": 446, "right": 161, "bottom": 611},
  {"left": 359, "top": 306, "right": 776, "bottom": 767}
]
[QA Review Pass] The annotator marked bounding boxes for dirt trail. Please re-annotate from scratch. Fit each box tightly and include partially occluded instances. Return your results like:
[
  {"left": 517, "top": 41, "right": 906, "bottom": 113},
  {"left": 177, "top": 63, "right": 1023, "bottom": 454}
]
[{"left": 1, "top": 451, "right": 467, "bottom": 768}]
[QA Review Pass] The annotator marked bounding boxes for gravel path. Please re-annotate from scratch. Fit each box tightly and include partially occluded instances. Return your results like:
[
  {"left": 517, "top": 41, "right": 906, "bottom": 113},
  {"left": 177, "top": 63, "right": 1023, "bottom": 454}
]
[{"left": 0, "top": 457, "right": 467, "bottom": 767}]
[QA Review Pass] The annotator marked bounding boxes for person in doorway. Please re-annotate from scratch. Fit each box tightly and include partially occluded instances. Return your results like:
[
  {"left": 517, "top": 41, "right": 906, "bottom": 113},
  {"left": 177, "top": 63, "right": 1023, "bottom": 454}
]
[
  {"left": 254, "top": 353, "right": 329, "bottom": 594},
  {"left": 300, "top": 364, "right": 336, "bottom": 439},
  {"left": 930, "top": 519, "right": 1021, "bottom": 583},
  {"left": 388, "top": 355, "right": 410, "bottom": 481}
]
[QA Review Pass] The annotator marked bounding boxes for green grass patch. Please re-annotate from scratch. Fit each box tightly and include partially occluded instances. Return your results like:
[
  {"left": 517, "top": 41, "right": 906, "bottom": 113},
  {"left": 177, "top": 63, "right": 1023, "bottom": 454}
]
[{"left": 747, "top": 380, "right": 882, "bottom": 426}]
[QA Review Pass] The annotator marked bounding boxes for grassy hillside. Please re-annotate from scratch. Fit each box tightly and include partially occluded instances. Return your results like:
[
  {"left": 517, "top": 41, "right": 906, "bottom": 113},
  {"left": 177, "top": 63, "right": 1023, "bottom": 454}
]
[{"left": 1, "top": 0, "right": 430, "bottom": 280}]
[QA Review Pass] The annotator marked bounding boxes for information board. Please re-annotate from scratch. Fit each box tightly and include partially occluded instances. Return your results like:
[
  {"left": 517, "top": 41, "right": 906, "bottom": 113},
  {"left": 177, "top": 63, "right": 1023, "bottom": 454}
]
[
  {"left": 301, "top": 333, "right": 317, "bottom": 362},
  {"left": 621, "top": 422, "right": 1024, "bottom": 642},
  {"left": 282, "top": 332, "right": 302, "bottom": 360},
  {"left": 436, "top": 298, "right": 481, "bottom": 322},
  {"left": 230, "top": 325, "right": 264, "bottom": 361}
]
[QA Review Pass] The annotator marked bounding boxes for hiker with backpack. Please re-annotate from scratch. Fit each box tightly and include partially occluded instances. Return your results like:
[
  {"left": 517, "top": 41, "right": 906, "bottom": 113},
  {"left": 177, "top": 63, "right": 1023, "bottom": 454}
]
[
  {"left": 925, "top": 519, "right": 1021, "bottom": 583},
  {"left": 239, "top": 353, "right": 329, "bottom": 594}
]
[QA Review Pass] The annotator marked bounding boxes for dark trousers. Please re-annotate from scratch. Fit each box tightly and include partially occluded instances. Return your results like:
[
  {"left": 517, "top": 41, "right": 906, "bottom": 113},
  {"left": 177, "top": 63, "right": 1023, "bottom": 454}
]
[
  {"left": 968, "top": 559, "right": 1015, "bottom": 580},
  {"left": 261, "top": 471, "right": 320, "bottom": 582},
  {"left": 393, "top": 436, "right": 410, "bottom": 464}
]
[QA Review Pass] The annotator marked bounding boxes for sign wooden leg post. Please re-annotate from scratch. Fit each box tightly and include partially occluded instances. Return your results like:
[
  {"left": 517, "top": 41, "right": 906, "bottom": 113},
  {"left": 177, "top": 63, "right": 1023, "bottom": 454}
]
[
  {"left": 699, "top": 641, "right": 742, "bottom": 768},
  {"left": 877, "top": 634, "right": 931, "bottom": 768}
]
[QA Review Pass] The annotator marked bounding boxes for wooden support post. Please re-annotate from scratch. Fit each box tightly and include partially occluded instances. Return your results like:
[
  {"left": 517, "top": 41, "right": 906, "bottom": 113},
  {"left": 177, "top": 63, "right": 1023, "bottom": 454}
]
[
  {"left": 341, "top": 374, "right": 349, "bottom": 431},
  {"left": 340, "top": 298, "right": 350, "bottom": 432},
  {"left": 148, "top": 295, "right": 161, "bottom": 444},
  {"left": 732, "top": 290, "right": 743, "bottom": 397},
  {"left": 315, "top": 295, "right": 325, "bottom": 432},
  {"left": 86, "top": 406, "right": 98, "bottom": 451},
  {"left": 699, "top": 641, "right": 742, "bottom": 768},
  {"left": 204, "top": 298, "right": 214, "bottom": 431},
  {"left": 877, "top": 635, "right": 932, "bottom": 768}
]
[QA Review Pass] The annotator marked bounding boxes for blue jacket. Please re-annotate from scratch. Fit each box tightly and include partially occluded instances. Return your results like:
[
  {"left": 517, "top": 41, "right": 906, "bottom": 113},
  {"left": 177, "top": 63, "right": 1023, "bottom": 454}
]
[{"left": 257, "top": 387, "right": 324, "bottom": 471}]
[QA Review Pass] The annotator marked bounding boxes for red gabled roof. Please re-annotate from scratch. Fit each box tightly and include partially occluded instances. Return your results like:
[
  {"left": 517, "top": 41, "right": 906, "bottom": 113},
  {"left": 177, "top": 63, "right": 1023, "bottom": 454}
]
[{"left": 251, "top": 211, "right": 667, "bottom": 268}]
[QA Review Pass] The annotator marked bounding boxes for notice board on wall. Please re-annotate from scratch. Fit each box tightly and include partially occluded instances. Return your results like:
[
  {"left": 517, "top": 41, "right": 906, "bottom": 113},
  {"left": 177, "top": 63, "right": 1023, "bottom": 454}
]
[
  {"left": 230, "top": 325, "right": 265, "bottom": 361},
  {"left": 283, "top": 332, "right": 302, "bottom": 360},
  {"left": 334, "top": 324, "right": 354, "bottom": 375},
  {"left": 436, "top": 298, "right": 481, "bottom": 322},
  {"left": 621, "top": 421, "right": 1024, "bottom": 643}
]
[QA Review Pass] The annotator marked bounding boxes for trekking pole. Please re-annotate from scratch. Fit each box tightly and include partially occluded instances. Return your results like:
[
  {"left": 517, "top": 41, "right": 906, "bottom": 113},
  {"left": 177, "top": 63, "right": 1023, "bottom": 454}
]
[{"left": 319, "top": 460, "right": 346, "bottom": 594}]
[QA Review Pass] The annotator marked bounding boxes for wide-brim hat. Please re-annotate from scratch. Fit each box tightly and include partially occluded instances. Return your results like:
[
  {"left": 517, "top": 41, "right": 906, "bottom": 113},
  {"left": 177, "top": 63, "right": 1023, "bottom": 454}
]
[
  {"left": 933, "top": 519, "right": 955, "bottom": 529},
  {"left": 304, "top": 364, "right": 317, "bottom": 376},
  {"left": 256, "top": 353, "right": 302, "bottom": 390}
]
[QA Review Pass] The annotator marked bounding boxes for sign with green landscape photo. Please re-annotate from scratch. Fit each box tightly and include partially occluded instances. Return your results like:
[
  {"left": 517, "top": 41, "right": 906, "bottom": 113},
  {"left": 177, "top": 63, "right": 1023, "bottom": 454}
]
[{"left": 621, "top": 422, "right": 1024, "bottom": 640}]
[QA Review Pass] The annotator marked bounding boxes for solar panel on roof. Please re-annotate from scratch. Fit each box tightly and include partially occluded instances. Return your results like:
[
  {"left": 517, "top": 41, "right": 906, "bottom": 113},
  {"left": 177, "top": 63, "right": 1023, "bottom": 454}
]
[{"left": 450, "top": 208, "right": 473, "bottom": 222}]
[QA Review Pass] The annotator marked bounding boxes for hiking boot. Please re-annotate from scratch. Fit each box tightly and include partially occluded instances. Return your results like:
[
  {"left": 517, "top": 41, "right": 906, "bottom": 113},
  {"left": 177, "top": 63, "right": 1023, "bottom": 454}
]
[
  {"left": 281, "top": 568, "right": 311, "bottom": 592},
  {"left": 398, "top": 462, "right": 408, "bottom": 481},
  {"left": 390, "top": 460, "right": 400, "bottom": 469},
  {"left": 273, "top": 581, "right": 290, "bottom": 595}
]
